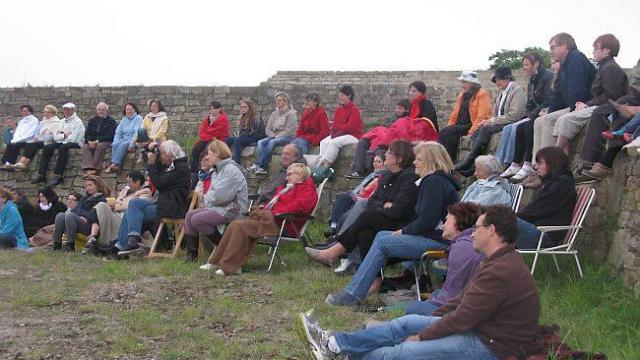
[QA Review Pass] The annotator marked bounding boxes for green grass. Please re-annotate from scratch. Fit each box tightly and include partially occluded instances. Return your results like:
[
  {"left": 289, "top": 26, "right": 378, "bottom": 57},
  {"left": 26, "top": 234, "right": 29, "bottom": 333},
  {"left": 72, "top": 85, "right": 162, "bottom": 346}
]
[{"left": 0, "top": 222, "right": 639, "bottom": 359}]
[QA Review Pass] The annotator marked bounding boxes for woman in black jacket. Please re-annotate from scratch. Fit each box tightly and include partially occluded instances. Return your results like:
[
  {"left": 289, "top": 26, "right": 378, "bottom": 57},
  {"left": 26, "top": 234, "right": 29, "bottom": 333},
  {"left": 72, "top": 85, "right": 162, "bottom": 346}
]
[
  {"left": 305, "top": 140, "right": 418, "bottom": 265},
  {"left": 52, "top": 175, "right": 108, "bottom": 251},
  {"left": 516, "top": 146, "right": 577, "bottom": 249},
  {"left": 25, "top": 187, "right": 67, "bottom": 237}
]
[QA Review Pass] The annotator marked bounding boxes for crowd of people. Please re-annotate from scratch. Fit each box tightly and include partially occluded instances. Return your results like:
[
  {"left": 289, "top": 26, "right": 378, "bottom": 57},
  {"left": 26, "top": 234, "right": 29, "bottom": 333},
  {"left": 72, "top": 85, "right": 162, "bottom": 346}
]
[{"left": 1, "top": 31, "right": 639, "bottom": 359}]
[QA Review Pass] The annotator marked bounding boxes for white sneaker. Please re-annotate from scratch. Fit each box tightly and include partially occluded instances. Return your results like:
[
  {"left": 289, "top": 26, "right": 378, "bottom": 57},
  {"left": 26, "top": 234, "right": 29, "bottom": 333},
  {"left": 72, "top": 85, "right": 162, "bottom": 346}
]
[
  {"left": 510, "top": 167, "right": 531, "bottom": 182},
  {"left": 246, "top": 164, "right": 258, "bottom": 172},
  {"left": 199, "top": 263, "right": 217, "bottom": 271},
  {"left": 500, "top": 165, "right": 521, "bottom": 178},
  {"left": 334, "top": 258, "right": 354, "bottom": 275},
  {"left": 623, "top": 138, "right": 640, "bottom": 157},
  {"left": 215, "top": 268, "right": 242, "bottom": 276}
]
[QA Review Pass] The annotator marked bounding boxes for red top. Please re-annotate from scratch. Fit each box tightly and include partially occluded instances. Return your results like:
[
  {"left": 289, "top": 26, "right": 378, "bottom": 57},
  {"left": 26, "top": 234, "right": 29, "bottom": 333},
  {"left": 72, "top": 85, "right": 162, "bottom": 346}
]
[
  {"left": 409, "top": 94, "right": 427, "bottom": 119},
  {"left": 198, "top": 112, "right": 229, "bottom": 142},
  {"left": 331, "top": 101, "right": 362, "bottom": 139},
  {"left": 271, "top": 177, "right": 318, "bottom": 236},
  {"left": 296, "top": 106, "right": 330, "bottom": 145}
]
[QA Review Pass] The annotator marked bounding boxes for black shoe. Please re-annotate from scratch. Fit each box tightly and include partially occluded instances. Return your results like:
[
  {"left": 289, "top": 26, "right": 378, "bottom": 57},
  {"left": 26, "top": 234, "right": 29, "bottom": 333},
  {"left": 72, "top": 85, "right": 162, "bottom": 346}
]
[
  {"left": 185, "top": 251, "right": 198, "bottom": 262},
  {"left": 345, "top": 170, "right": 363, "bottom": 179},
  {"left": 31, "top": 175, "right": 47, "bottom": 184},
  {"left": 313, "top": 236, "right": 338, "bottom": 250},
  {"left": 48, "top": 175, "right": 64, "bottom": 187},
  {"left": 81, "top": 236, "right": 98, "bottom": 255},
  {"left": 125, "top": 235, "right": 141, "bottom": 250},
  {"left": 380, "top": 270, "right": 415, "bottom": 293},
  {"left": 61, "top": 241, "right": 75, "bottom": 252},
  {"left": 104, "top": 246, "right": 122, "bottom": 261},
  {"left": 52, "top": 242, "right": 62, "bottom": 251}
]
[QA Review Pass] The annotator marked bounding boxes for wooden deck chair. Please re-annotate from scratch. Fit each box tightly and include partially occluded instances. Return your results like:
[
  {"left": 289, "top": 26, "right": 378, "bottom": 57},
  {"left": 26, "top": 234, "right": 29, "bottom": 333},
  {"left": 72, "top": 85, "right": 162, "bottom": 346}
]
[
  {"left": 256, "top": 178, "right": 328, "bottom": 272},
  {"left": 517, "top": 187, "right": 596, "bottom": 278},
  {"left": 148, "top": 191, "right": 198, "bottom": 259},
  {"left": 508, "top": 183, "right": 524, "bottom": 212}
]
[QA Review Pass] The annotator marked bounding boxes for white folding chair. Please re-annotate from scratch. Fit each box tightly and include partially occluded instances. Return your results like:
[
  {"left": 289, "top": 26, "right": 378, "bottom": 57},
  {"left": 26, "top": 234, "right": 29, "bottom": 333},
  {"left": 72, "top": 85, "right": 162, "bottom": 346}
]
[{"left": 508, "top": 183, "right": 524, "bottom": 212}]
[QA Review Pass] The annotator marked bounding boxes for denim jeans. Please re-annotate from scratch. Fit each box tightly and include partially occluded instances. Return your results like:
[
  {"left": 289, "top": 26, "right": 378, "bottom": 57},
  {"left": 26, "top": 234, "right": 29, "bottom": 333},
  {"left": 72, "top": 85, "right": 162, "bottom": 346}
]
[
  {"left": 344, "top": 231, "right": 447, "bottom": 300},
  {"left": 111, "top": 139, "right": 131, "bottom": 165},
  {"left": 256, "top": 136, "right": 291, "bottom": 168},
  {"left": 333, "top": 314, "right": 496, "bottom": 360},
  {"left": 516, "top": 217, "right": 554, "bottom": 249},
  {"left": 115, "top": 198, "right": 158, "bottom": 250},
  {"left": 225, "top": 135, "right": 258, "bottom": 164},
  {"left": 330, "top": 192, "right": 356, "bottom": 225},
  {"left": 405, "top": 297, "right": 441, "bottom": 316},
  {"left": 494, "top": 118, "right": 529, "bottom": 164},
  {"left": 290, "top": 137, "right": 310, "bottom": 154}
]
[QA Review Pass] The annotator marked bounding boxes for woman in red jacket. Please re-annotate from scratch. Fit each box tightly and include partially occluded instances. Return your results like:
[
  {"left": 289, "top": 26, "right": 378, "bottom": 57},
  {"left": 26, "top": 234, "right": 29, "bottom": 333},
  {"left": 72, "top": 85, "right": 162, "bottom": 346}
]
[
  {"left": 290, "top": 93, "right": 330, "bottom": 154},
  {"left": 189, "top": 101, "right": 229, "bottom": 176},
  {"left": 200, "top": 163, "right": 318, "bottom": 275},
  {"left": 316, "top": 85, "right": 362, "bottom": 169}
]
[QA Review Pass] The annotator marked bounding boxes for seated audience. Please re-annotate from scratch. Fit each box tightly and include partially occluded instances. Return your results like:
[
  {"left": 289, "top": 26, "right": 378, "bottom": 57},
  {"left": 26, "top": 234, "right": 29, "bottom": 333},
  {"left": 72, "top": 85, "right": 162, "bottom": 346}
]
[
  {"left": 2, "top": 117, "right": 16, "bottom": 150},
  {"left": 25, "top": 187, "right": 67, "bottom": 238},
  {"left": 319, "top": 141, "right": 460, "bottom": 306},
  {"left": 317, "top": 85, "right": 363, "bottom": 169},
  {"left": 438, "top": 71, "right": 492, "bottom": 162},
  {"left": 516, "top": 147, "right": 577, "bottom": 249},
  {"left": 184, "top": 140, "right": 249, "bottom": 261},
  {"left": 247, "top": 91, "right": 297, "bottom": 175},
  {"left": 305, "top": 140, "right": 418, "bottom": 266},
  {"left": 257, "top": 143, "right": 307, "bottom": 204},
  {"left": 199, "top": 163, "right": 317, "bottom": 275},
  {"left": 13, "top": 104, "right": 61, "bottom": 171},
  {"left": 455, "top": 66, "right": 527, "bottom": 176},
  {"left": 299, "top": 205, "right": 539, "bottom": 360},
  {"left": 225, "top": 99, "right": 265, "bottom": 165},
  {"left": 290, "top": 93, "right": 330, "bottom": 155},
  {"left": 82, "top": 102, "right": 117, "bottom": 174},
  {"left": 82, "top": 170, "right": 152, "bottom": 255},
  {"left": 0, "top": 187, "right": 29, "bottom": 250},
  {"left": 136, "top": 99, "right": 170, "bottom": 158},
  {"left": 460, "top": 155, "right": 512, "bottom": 206},
  {"left": 405, "top": 202, "right": 483, "bottom": 316},
  {"left": 52, "top": 175, "right": 108, "bottom": 251},
  {"left": 113, "top": 140, "right": 190, "bottom": 255},
  {"left": 10, "top": 188, "right": 34, "bottom": 234},
  {"left": 189, "top": 101, "right": 229, "bottom": 177},
  {"left": 1, "top": 105, "right": 39, "bottom": 169},
  {"left": 104, "top": 102, "right": 143, "bottom": 174},
  {"left": 33, "top": 103, "right": 85, "bottom": 186}
]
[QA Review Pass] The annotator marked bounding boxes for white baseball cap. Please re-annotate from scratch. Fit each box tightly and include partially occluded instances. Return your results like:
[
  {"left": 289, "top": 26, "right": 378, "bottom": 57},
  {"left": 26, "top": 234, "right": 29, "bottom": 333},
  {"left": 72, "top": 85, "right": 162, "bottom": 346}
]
[
  {"left": 457, "top": 71, "right": 481, "bottom": 85},
  {"left": 62, "top": 102, "right": 76, "bottom": 109}
]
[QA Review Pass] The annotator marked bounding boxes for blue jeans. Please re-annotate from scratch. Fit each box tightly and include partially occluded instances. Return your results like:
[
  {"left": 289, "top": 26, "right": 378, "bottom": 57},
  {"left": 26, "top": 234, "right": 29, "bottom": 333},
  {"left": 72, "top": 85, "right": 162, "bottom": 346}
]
[
  {"left": 226, "top": 135, "right": 258, "bottom": 164},
  {"left": 334, "top": 314, "right": 496, "bottom": 360},
  {"left": 256, "top": 136, "right": 291, "bottom": 168},
  {"left": 516, "top": 217, "right": 554, "bottom": 249},
  {"left": 405, "top": 297, "right": 441, "bottom": 316},
  {"left": 115, "top": 198, "right": 158, "bottom": 250},
  {"left": 111, "top": 138, "right": 131, "bottom": 165},
  {"left": 290, "top": 137, "right": 310, "bottom": 154},
  {"left": 345, "top": 231, "right": 447, "bottom": 300},
  {"left": 494, "top": 118, "right": 529, "bottom": 164},
  {"left": 617, "top": 113, "right": 640, "bottom": 136}
]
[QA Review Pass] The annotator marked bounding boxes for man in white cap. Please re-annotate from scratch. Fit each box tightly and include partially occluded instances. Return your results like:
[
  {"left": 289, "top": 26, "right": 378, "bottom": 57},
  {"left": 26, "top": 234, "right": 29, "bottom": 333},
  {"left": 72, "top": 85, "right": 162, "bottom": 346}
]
[{"left": 32, "top": 102, "right": 85, "bottom": 186}]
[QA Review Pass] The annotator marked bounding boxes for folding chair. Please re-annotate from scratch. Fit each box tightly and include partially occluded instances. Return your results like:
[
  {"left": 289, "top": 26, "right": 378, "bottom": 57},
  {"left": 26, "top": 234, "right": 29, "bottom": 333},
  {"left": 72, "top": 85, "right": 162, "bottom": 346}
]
[
  {"left": 508, "top": 183, "right": 524, "bottom": 212},
  {"left": 148, "top": 192, "right": 198, "bottom": 259},
  {"left": 517, "top": 187, "right": 596, "bottom": 278},
  {"left": 256, "top": 178, "right": 328, "bottom": 272}
]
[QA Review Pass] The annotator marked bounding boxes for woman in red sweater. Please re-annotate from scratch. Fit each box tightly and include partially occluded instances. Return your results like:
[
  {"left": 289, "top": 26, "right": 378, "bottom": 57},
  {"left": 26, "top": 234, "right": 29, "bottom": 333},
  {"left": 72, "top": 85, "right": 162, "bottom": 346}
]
[
  {"left": 189, "top": 101, "right": 229, "bottom": 178},
  {"left": 317, "top": 85, "right": 363, "bottom": 168},
  {"left": 290, "top": 93, "right": 330, "bottom": 154}
]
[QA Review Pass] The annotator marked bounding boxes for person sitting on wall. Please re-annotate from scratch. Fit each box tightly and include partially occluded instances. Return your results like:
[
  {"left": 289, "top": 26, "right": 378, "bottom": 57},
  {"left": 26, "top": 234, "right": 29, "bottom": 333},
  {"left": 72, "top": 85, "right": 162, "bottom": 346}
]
[
  {"left": 438, "top": 71, "right": 492, "bottom": 162},
  {"left": 52, "top": 175, "right": 108, "bottom": 252},
  {"left": 189, "top": 101, "right": 229, "bottom": 182},
  {"left": 257, "top": 143, "right": 307, "bottom": 204},
  {"left": 11, "top": 105, "right": 61, "bottom": 172},
  {"left": 298, "top": 205, "right": 540, "bottom": 360},
  {"left": 247, "top": 91, "right": 297, "bottom": 175},
  {"left": 183, "top": 140, "right": 249, "bottom": 262},
  {"left": 0, "top": 187, "right": 30, "bottom": 251},
  {"left": 225, "top": 99, "right": 265, "bottom": 165},
  {"left": 136, "top": 99, "right": 171, "bottom": 163},
  {"left": 455, "top": 66, "right": 527, "bottom": 177},
  {"left": 1, "top": 117, "right": 17, "bottom": 151},
  {"left": 82, "top": 102, "right": 117, "bottom": 175},
  {"left": 460, "top": 155, "right": 512, "bottom": 206},
  {"left": 104, "top": 102, "right": 144, "bottom": 174},
  {"left": 112, "top": 140, "right": 190, "bottom": 257},
  {"left": 82, "top": 170, "right": 152, "bottom": 255},
  {"left": 32, "top": 102, "right": 86, "bottom": 186},
  {"left": 290, "top": 93, "right": 330, "bottom": 155},
  {"left": 199, "top": 163, "right": 317, "bottom": 275},
  {"left": 1, "top": 105, "right": 39, "bottom": 170},
  {"left": 316, "top": 85, "right": 363, "bottom": 169}
]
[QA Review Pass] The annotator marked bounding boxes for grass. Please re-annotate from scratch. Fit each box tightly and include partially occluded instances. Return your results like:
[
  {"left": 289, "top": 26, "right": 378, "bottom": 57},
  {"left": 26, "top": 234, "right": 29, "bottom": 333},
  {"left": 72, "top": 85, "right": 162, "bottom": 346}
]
[{"left": 0, "top": 221, "right": 639, "bottom": 359}]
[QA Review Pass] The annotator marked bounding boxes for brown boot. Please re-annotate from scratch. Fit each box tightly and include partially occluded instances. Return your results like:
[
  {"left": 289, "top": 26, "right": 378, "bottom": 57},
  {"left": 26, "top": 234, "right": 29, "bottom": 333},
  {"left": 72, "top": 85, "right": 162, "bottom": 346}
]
[{"left": 583, "top": 163, "right": 614, "bottom": 180}]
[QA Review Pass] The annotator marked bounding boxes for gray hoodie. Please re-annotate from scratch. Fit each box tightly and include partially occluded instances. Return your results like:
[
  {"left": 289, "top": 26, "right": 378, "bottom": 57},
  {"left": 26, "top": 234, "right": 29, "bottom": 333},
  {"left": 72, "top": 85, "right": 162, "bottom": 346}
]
[{"left": 203, "top": 158, "right": 249, "bottom": 220}]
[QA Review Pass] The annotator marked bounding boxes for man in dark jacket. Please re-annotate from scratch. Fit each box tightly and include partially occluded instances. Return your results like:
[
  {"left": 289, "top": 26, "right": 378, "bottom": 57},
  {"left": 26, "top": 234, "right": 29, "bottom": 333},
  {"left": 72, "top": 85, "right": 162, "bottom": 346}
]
[
  {"left": 115, "top": 140, "right": 190, "bottom": 254},
  {"left": 82, "top": 102, "right": 117, "bottom": 174},
  {"left": 299, "top": 205, "right": 540, "bottom": 360}
]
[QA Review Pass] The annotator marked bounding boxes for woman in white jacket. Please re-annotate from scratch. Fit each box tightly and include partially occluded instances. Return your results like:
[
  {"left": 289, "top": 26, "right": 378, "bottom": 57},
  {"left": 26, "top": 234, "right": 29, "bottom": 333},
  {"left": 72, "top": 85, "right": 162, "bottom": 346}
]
[
  {"left": 1, "top": 104, "right": 39, "bottom": 169},
  {"left": 12, "top": 104, "right": 61, "bottom": 171}
]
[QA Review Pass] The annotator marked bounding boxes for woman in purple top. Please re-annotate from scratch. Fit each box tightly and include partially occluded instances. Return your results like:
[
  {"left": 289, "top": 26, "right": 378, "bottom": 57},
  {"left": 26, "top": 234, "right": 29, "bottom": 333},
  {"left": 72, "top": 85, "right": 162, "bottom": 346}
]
[{"left": 406, "top": 202, "right": 484, "bottom": 316}]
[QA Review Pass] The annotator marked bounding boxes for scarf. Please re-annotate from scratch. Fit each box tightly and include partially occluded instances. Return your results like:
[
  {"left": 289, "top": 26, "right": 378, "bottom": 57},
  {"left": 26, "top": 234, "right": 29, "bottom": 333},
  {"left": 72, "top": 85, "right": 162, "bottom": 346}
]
[
  {"left": 265, "top": 183, "right": 293, "bottom": 210},
  {"left": 147, "top": 111, "right": 167, "bottom": 135},
  {"left": 39, "top": 116, "right": 61, "bottom": 141},
  {"left": 39, "top": 202, "right": 52, "bottom": 211},
  {"left": 497, "top": 82, "right": 514, "bottom": 117},
  {"left": 409, "top": 94, "right": 426, "bottom": 119}
]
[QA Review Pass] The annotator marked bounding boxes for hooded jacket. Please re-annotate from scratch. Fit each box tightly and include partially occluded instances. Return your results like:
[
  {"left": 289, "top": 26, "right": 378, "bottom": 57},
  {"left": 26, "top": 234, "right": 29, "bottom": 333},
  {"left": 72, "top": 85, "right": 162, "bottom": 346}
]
[
  {"left": 25, "top": 188, "right": 67, "bottom": 236},
  {"left": 447, "top": 89, "right": 493, "bottom": 134},
  {"left": 203, "top": 158, "right": 249, "bottom": 220},
  {"left": 548, "top": 49, "right": 596, "bottom": 112},
  {"left": 295, "top": 106, "right": 330, "bottom": 145},
  {"left": 461, "top": 175, "right": 512, "bottom": 206},
  {"left": 0, "top": 200, "right": 28, "bottom": 249},
  {"left": 199, "top": 112, "right": 229, "bottom": 142},
  {"left": 148, "top": 157, "right": 191, "bottom": 218},
  {"left": 367, "top": 166, "right": 418, "bottom": 225},
  {"left": 270, "top": 177, "right": 318, "bottom": 236},
  {"left": 525, "top": 69, "right": 554, "bottom": 120},
  {"left": 331, "top": 101, "right": 362, "bottom": 138}
]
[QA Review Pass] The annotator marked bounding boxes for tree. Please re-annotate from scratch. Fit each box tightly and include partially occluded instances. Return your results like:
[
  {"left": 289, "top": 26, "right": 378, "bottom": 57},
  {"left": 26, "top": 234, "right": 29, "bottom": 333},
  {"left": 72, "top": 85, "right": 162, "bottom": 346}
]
[{"left": 488, "top": 47, "right": 551, "bottom": 70}]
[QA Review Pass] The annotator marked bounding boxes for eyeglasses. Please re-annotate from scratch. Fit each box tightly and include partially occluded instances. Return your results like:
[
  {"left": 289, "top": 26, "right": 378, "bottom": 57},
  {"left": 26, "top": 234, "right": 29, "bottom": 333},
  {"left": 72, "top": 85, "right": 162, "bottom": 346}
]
[
  {"left": 472, "top": 224, "right": 491, "bottom": 231},
  {"left": 67, "top": 197, "right": 78, "bottom": 202}
]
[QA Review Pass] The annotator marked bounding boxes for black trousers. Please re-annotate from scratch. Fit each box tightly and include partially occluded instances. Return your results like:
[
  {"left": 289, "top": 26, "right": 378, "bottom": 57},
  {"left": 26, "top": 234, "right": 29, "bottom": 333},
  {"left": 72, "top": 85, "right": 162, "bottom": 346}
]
[
  {"left": 189, "top": 140, "right": 210, "bottom": 173},
  {"left": 438, "top": 124, "right": 471, "bottom": 162},
  {"left": 39, "top": 142, "right": 80, "bottom": 176},
  {"left": 513, "top": 119, "right": 534, "bottom": 163},
  {"left": 1, "top": 142, "right": 26, "bottom": 164},
  {"left": 23, "top": 141, "right": 44, "bottom": 159},
  {"left": 336, "top": 209, "right": 399, "bottom": 259},
  {"left": 351, "top": 138, "right": 374, "bottom": 174}
]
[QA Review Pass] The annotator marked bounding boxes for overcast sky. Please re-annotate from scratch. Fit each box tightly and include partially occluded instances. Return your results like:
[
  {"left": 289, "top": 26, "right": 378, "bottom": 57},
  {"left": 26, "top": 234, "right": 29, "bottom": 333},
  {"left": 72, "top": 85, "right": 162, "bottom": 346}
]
[{"left": 1, "top": 0, "right": 638, "bottom": 87}]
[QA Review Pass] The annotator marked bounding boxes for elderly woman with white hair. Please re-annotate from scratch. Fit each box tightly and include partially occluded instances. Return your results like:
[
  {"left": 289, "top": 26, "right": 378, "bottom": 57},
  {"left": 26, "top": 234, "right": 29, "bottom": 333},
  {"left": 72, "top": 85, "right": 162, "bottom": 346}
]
[
  {"left": 112, "top": 140, "right": 191, "bottom": 256},
  {"left": 460, "top": 155, "right": 512, "bottom": 206}
]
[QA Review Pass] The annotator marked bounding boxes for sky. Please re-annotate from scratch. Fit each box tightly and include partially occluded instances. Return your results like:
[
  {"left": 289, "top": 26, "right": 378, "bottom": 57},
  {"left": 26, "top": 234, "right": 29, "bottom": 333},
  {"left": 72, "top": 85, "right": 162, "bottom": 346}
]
[{"left": 1, "top": 0, "right": 638, "bottom": 87}]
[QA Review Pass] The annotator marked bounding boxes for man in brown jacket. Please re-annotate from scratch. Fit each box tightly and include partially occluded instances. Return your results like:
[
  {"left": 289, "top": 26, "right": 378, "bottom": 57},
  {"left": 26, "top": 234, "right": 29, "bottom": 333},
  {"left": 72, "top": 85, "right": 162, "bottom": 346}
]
[{"left": 298, "top": 204, "right": 540, "bottom": 360}]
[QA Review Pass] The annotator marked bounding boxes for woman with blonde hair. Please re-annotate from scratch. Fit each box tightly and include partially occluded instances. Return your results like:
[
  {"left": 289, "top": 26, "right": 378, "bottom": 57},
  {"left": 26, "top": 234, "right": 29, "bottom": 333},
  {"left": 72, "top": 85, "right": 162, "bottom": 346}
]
[
  {"left": 323, "top": 141, "right": 462, "bottom": 306},
  {"left": 225, "top": 99, "right": 265, "bottom": 164},
  {"left": 13, "top": 104, "right": 61, "bottom": 171}
]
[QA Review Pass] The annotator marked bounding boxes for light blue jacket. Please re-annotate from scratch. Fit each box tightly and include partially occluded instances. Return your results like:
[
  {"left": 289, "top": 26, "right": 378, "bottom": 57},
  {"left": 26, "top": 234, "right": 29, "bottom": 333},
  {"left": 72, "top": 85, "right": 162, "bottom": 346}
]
[
  {"left": 113, "top": 114, "right": 143, "bottom": 147},
  {"left": 0, "top": 200, "right": 28, "bottom": 249},
  {"left": 461, "top": 175, "right": 511, "bottom": 207}
]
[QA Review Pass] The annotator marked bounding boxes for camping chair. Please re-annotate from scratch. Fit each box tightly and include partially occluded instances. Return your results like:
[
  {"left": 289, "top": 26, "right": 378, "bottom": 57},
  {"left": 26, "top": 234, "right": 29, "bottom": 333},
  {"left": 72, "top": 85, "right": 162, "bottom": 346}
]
[
  {"left": 255, "top": 178, "right": 328, "bottom": 272},
  {"left": 517, "top": 187, "right": 596, "bottom": 278},
  {"left": 508, "top": 183, "right": 524, "bottom": 212},
  {"left": 148, "top": 192, "right": 199, "bottom": 259}
]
